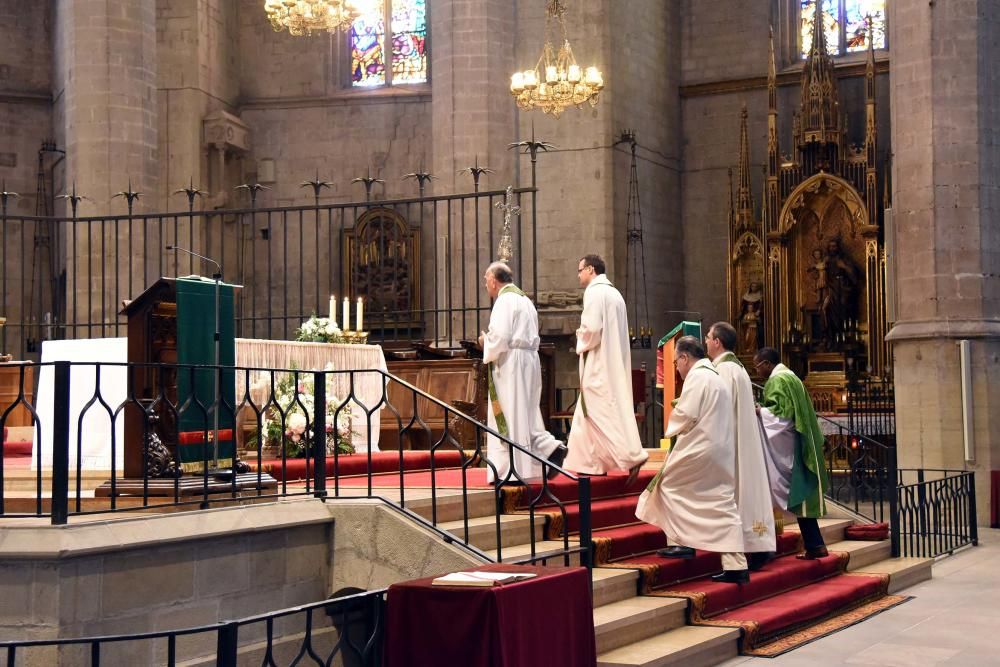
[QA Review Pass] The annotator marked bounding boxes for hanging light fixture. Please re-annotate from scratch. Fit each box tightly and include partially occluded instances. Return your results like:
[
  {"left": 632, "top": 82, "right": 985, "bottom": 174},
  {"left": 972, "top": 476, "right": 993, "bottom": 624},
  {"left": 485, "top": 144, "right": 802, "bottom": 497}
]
[
  {"left": 264, "top": 0, "right": 366, "bottom": 36},
  {"left": 509, "top": 0, "right": 604, "bottom": 117}
]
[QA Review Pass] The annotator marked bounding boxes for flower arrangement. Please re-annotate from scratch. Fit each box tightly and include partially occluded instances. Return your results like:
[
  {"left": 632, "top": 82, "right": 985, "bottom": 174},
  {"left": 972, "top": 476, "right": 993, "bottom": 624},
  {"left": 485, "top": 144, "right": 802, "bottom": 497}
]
[
  {"left": 295, "top": 315, "right": 343, "bottom": 344},
  {"left": 250, "top": 368, "right": 356, "bottom": 458}
]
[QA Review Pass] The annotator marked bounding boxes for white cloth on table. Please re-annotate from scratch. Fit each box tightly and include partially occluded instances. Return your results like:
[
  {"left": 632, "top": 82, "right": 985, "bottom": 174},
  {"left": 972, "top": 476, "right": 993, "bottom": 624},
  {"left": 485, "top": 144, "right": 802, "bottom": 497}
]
[
  {"left": 714, "top": 355, "right": 776, "bottom": 553},
  {"left": 32, "top": 338, "right": 128, "bottom": 471},
  {"left": 635, "top": 358, "right": 744, "bottom": 554},
  {"left": 564, "top": 275, "right": 648, "bottom": 474},
  {"left": 32, "top": 337, "right": 389, "bottom": 469},
  {"left": 481, "top": 285, "right": 561, "bottom": 482}
]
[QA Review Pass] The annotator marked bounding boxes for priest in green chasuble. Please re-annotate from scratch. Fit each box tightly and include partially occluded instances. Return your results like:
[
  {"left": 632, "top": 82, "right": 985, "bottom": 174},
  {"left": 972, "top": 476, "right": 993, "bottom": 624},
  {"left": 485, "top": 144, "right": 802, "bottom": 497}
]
[
  {"left": 563, "top": 255, "right": 648, "bottom": 484},
  {"left": 706, "top": 322, "right": 776, "bottom": 561},
  {"left": 753, "top": 347, "right": 831, "bottom": 559},
  {"left": 635, "top": 336, "right": 750, "bottom": 583},
  {"left": 479, "top": 262, "right": 564, "bottom": 483}
]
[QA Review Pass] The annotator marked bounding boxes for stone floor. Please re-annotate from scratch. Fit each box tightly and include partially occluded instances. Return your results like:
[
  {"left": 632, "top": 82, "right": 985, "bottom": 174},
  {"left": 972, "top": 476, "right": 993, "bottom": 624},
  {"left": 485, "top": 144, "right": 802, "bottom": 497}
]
[{"left": 719, "top": 528, "right": 999, "bottom": 667}]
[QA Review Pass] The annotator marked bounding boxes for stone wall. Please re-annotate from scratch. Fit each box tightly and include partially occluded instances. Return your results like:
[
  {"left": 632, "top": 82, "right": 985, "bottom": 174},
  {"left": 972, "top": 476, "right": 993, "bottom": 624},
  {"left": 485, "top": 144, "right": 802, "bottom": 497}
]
[{"left": 0, "top": 498, "right": 481, "bottom": 665}]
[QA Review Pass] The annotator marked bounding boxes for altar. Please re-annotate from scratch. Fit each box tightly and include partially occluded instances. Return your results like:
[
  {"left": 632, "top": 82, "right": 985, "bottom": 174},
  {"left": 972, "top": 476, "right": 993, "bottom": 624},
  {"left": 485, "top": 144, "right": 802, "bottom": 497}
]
[{"left": 32, "top": 337, "right": 387, "bottom": 470}]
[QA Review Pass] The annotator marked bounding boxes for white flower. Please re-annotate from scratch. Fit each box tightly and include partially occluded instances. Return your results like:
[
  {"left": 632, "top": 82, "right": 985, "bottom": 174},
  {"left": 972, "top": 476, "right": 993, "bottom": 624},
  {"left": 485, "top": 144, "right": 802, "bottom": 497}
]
[{"left": 288, "top": 412, "right": 307, "bottom": 434}]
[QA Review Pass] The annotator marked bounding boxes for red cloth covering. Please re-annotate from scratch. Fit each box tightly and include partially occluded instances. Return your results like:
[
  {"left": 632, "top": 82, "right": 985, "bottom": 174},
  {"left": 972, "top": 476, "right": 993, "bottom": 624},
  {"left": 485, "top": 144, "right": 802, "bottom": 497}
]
[
  {"left": 844, "top": 522, "right": 890, "bottom": 541},
  {"left": 992, "top": 471, "right": 1000, "bottom": 528},
  {"left": 383, "top": 564, "right": 596, "bottom": 667}
]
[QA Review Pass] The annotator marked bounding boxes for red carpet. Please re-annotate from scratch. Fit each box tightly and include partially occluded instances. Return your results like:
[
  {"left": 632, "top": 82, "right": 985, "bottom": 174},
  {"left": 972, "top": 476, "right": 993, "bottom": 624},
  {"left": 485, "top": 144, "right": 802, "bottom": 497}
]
[
  {"left": 335, "top": 468, "right": 492, "bottom": 489},
  {"left": 251, "top": 450, "right": 468, "bottom": 481}
]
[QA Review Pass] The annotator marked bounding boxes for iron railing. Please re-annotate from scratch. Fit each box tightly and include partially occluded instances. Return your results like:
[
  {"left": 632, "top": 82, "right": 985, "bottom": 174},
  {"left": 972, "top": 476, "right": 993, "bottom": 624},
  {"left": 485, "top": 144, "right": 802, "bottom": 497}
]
[
  {"left": 0, "top": 586, "right": 387, "bottom": 666},
  {"left": 895, "top": 468, "right": 978, "bottom": 558},
  {"left": 0, "top": 186, "right": 538, "bottom": 360},
  {"left": 846, "top": 375, "right": 896, "bottom": 447},
  {"left": 0, "top": 360, "right": 592, "bottom": 571}
]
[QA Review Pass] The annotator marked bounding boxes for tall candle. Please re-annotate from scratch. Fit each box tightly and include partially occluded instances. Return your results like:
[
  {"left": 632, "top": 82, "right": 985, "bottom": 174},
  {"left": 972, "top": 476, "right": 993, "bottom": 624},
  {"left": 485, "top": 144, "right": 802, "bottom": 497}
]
[
  {"left": 342, "top": 296, "right": 350, "bottom": 331},
  {"left": 356, "top": 297, "right": 364, "bottom": 332},
  {"left": 328, "top": 295, "right": 336, "bottom": 322}
]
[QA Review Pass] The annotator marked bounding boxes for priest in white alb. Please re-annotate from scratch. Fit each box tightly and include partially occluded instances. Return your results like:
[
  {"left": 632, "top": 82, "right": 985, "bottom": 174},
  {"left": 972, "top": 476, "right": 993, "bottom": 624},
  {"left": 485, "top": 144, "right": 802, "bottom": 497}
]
[
  {"left": 635, "top": 336, "right": 750, "bottom": 584},
  {"left": 563, "top": 254, "right": 648, "bottom": 484},
  {"left": 479, "top": 262, "right": 565, "bottom": 484},
  {"left": 705, "top": 322, "right": 776, "bottom": 567}
]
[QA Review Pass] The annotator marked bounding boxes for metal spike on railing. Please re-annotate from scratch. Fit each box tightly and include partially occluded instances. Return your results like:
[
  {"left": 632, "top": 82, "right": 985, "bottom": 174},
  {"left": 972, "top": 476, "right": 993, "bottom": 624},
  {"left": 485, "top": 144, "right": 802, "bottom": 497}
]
[
  {"left": 172, "top": 177, "right": 208, "bottom": 212},
  {"left": 56, "top": 181, "right": 89, "bottom": 218},
  {"left": 458, "top": 155, "right": 493, "bottom": 192},
  {"left": 351, "top": 166, "right": 384, "bottom": 202},
  {"left": 234, "top": 182, "right": 270, "bottom": 208},
  {"left": 112, "top": 178, "right": 142, "bottom": 215},
  {"left": 402, "top": 170, "right": 434, "bottom": 197},
  {"left": 0, "top": 180, "right": 20, "bottom": 217},
  {"left": 300, "top": 170, "right": 332, "bottom": 206}
]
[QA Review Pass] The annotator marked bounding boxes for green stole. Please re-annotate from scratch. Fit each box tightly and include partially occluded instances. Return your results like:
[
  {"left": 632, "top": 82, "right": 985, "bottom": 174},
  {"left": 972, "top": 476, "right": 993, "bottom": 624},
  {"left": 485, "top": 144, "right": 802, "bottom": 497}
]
[
  {"left": 486, "top": 284, "right": 526, "bottom": 437},
  {"left": 645, "top": 362, "right": 718, "bottom": 493},
  {"left": 715, "top": 350, "right": 743, "bottom": 368},
  {"left": 761, "top": 365, "right": 830, "bottom": 518}
]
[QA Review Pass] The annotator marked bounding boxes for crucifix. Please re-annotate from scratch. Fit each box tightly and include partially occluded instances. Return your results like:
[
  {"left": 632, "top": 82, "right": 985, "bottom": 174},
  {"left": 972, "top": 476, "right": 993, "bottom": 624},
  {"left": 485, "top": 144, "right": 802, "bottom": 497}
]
[{"left": 494, "top": 185, "right": 520, "bottom": 263}]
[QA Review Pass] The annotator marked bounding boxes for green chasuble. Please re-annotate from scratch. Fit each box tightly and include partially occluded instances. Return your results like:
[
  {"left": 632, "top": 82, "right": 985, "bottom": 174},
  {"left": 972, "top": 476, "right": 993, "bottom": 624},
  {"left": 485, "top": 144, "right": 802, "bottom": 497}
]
[{"left": 761, "top": 366, "right": 830, "bottom": 518}]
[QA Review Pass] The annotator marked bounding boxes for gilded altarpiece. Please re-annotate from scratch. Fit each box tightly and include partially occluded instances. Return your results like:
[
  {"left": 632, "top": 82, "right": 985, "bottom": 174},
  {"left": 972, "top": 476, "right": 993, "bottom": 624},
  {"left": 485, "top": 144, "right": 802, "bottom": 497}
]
[{"left": 727, "top": 10, "right": 891, "bottom": 410}]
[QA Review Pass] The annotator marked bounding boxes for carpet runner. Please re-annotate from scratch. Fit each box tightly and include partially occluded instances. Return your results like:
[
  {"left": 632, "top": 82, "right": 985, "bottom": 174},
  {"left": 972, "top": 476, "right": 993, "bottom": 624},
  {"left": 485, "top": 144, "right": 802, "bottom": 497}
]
[
  {"left": 258, "top": 456, "right": 907, "bottom": 655},
  {"left": 495, "top": 466, "right": 908, "bottom": 656}
]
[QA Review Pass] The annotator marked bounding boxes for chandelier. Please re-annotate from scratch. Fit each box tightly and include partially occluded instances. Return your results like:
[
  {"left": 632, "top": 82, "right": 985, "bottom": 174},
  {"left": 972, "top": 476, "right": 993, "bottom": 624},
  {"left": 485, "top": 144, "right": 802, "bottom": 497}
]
[
  {"left": 509, "top": 0, "right": 604, "bottom": 117},
  {"left": 264, "top": 0, "right": 364, "bottom": 36}
]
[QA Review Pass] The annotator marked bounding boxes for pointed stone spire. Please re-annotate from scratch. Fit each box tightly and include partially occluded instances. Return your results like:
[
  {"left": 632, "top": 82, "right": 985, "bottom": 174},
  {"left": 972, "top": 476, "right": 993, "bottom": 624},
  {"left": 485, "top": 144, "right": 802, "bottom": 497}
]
[
  {"left": 736, "top": 103, "right": 755, "bottom": 228},
  {"left": 864, "top": 18, "right": 877, "bottom": 167},
  {"left": 799, "top": 0, "right": 841, "bottom": 148}
]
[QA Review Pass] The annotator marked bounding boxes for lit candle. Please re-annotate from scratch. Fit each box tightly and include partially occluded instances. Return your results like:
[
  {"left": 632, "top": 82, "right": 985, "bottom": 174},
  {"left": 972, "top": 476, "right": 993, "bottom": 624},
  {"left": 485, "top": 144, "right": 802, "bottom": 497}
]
[
  {"left": 356, "top": 297, "right": 364, "bottom": 332},
  {"left": 342, "top": 296, "right": 350, "bottom": 331},
  {"left": 568, "top": 64, "right": 581, "bottom": 83},
  {"left": 510, "top": 72, "right": 524, "bottom": 92},
  {"left": 328, "top": 295, "right": 336, "bottom": 322},
  {"left": 523, "top": 70, "right": 537, "bottom": 89},
  {"left": 545, "top": 65, "right": 557, "bottom": 83}
]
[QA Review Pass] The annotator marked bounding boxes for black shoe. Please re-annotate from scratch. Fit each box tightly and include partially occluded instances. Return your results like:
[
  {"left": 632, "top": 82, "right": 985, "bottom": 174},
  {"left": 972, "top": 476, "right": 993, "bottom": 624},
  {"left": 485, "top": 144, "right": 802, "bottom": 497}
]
[
  {"left": 656, "top": 546, "right": 696, "bottom": 559},
  {"left": 546, "top": 445, "right": 568, "bottom": 480},
  {"left": 710, "top": 569, "right": 750, "bottom": 584},
  {"left": 795, "top": 546, "right": 829, "bottom": 560},
  {"left": 747, "top": 552, "right": 775, "bottom": 571}
]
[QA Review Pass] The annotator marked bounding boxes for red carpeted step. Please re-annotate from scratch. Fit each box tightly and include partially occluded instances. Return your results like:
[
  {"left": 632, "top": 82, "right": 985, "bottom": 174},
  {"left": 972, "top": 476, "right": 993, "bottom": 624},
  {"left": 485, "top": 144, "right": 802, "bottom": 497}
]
[
  {"left": 713, "top": 571, "right": 888, "bottom": 640},
  {"left": 658, "top": 550, "right": 848, "bottom": 618},
  {"left": 510, "top": 470, "right": 656, "bottom": 508},
  {"left": 335, "top": 467, "right": 491, "bottom": 489},
  {"left": 615, "top": 531, "right": 804, "bottom": 592},
  {"left": 528, "top": 495, "right": 647, "bottom": 536},
  {"left": 253, "top": 450, "right": 468, "bottom": 481},
  {"left": 593, "top": 523, "right": 670, "bottom": 562}
]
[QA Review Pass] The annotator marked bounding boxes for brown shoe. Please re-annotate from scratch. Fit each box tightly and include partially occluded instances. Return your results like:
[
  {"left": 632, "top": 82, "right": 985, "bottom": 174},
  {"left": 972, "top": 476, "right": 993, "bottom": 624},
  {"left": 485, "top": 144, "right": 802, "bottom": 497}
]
[
  {"left": 625, "top": 463, "right": 642, "bottom": 488},
  {"left": 796, "top": 546, "right": 829, "bottom": 560}
]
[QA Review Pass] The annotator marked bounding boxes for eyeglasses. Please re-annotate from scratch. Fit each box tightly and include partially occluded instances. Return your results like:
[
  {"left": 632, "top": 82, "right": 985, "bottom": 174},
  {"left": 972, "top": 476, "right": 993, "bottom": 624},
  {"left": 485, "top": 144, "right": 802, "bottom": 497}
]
[{"left": 577, "top": 266, "right": 589, "bottom": 274}]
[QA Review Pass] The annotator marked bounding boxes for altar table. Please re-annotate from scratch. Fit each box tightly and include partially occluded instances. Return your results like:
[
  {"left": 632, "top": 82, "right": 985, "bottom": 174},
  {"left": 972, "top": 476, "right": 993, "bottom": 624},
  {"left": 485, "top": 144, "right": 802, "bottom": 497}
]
[
  {"left": 32, "top": 338, "right": 387, "bottom": 469},
  {"left": 383, "top": 564, "right": 596, "bottom": 667}
]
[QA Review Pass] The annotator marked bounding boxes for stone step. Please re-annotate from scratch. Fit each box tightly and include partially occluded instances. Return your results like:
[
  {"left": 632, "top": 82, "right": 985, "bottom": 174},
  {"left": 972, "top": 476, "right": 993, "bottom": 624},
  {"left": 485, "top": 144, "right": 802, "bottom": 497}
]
[
  {"left": 856, "top": 556, "right": 933, "bottom": 594},
  {"left": 482, "top": 538, "right": 582, "bottom": 566},
  {"left": 831, "top": 538, "right": 893, "bottom": 570},
  {"left": 436, "top": 513, "right": 545, "bottom": 552},
  {"left": 592, "top": 567, "right": 640, "bottom": 608},
  {"left": 593, "top": 596, "right": 687, "bottom": 654},
  {"left": 596, "top": 625, "right": 741, "bottom": 667},
  {"left": 782, "top": 516, "right": 853, "bottom": 544}
]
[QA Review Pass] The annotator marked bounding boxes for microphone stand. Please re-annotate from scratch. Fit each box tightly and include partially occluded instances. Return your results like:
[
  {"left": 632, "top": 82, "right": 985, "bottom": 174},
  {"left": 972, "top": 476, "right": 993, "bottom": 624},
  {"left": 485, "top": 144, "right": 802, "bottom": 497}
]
[{"left": 166, "top": 245, "right": 227, "bottom": 478}]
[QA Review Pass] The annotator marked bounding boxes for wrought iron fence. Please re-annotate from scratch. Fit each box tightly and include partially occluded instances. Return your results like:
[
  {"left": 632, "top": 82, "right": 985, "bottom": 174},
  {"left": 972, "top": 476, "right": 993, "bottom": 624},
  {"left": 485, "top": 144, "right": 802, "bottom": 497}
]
[
  {"left": 846, "top": 376, "right": 896, "bottom": 447},
  {"left": 0, "top": 360, "right": 592, "bottom": 570},
  {"left": 895, "top": 468, "right": 978, "bottom": 558},
  {"left": 0, "top": 186, "right": 538, "bottom": 360},
  {"left": 0, "top": 586, "right": 386, "bottom": 666},
  {"left": 819, "top": 416, "right": 895, "bottom": 524}
]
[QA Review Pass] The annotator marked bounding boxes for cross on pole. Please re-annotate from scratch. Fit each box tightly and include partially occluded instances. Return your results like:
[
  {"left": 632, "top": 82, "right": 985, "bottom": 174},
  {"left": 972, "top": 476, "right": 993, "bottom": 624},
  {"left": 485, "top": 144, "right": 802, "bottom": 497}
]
[{"left": 494, "top": 185, "right": 520, "bottom": 263}]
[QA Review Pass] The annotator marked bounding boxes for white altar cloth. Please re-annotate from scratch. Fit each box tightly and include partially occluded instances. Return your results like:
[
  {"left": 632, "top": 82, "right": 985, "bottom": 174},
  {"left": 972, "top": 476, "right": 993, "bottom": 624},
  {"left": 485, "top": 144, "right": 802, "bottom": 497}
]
[{"left": 33, "top": 338, "right": 388, "bottom": 469}]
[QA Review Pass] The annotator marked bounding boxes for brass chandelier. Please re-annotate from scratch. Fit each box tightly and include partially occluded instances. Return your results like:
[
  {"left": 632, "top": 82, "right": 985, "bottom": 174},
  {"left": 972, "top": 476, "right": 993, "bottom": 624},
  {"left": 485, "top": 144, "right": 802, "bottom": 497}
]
[
  {"left": 509, "top": 0, "right": 604, "bottom": 117},
  {"left": 264, "top": 0, "right": 364, "bottom": 36}
]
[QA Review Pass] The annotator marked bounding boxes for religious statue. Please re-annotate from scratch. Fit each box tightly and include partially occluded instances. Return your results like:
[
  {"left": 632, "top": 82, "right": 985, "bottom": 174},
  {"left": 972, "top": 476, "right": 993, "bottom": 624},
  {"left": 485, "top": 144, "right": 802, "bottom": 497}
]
[
  {"left": 738, "top": 281, "right": 764, "bottom": 354},
  {"left": 819, "top": 238, "right": 859, "bottom": 347}
]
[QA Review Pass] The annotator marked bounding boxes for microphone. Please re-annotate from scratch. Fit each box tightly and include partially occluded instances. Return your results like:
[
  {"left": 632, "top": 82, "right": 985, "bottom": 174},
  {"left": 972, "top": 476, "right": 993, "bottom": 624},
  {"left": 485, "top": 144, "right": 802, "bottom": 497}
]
[{"left": 166, "top": 244, "right": 222, "bottom": 279}]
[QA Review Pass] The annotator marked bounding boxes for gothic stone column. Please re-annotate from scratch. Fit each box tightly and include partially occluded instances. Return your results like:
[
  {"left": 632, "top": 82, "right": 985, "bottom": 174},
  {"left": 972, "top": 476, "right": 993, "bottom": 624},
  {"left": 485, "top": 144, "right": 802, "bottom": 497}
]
[
  {"left": 55, "top": 0, "right": 158, "bottom": 331},
  {"left": 887, "top": 0, "right": 1000, "bottom": 524}
]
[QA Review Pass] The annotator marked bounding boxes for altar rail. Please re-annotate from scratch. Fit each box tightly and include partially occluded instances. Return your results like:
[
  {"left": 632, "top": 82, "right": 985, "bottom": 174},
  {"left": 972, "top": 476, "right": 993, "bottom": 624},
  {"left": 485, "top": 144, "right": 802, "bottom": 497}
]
[
  {"left": 0, "top": 361, "right": 593, "bottom": 572},
  {"left": 0, "top": 586, "right": 387, "bottom": 666},
  {"left": 895, "top": 469, "right": 978, "bottom": 558},
  {"left": 0, "top": 185, "right": 538, "bottom": 360}
]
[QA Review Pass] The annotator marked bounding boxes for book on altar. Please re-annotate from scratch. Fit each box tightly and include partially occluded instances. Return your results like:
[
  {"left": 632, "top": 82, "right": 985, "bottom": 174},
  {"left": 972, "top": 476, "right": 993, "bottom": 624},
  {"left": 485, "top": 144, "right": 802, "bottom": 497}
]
[{"left": 431, "top": 571, "right": 538, "bottom": 587}]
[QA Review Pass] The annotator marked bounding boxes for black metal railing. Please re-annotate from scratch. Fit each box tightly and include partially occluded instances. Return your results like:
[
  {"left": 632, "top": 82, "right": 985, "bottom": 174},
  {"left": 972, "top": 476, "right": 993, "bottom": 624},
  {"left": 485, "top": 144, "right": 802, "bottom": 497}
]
[
  {"left": 0, "top": 186, "right": 538, "bottom": 360},
  {"left": 818, "top": 416, "right": 895, "bottom": 524},
  {"left": 0, "top": 586, "right": 387, "bottom": 666},
  {"left": 0, "top": 360, "right": 592, "bottom": 571},
  {"left": 846, "top": 376, "right": 896, "bottom": 447},
  {"left": 895, "top": 468, "right": 978, "bottom": 558}
]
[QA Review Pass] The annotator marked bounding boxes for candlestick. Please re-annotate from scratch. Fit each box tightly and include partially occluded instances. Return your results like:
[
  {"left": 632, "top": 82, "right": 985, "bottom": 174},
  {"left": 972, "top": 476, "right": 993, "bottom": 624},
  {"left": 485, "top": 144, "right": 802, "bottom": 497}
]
[
  {"left": 328, "top": 295, "right": 336, "bottom": 322},
  {"left": 342, "top": 296, "right": 350, "bottom": 331},
  {"left": 356, "top": 297, "right": 364, "bottom": 332}
]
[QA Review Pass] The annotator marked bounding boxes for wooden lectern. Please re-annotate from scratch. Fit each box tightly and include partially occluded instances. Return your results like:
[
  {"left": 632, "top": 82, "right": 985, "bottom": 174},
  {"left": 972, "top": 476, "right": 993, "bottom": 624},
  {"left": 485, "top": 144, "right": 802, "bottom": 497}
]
[
  {"left": 655, "top": 321, "right": 702, "bottom": 447},
  {"left": 118, "top": 277, "right": 240, "bottom": 479}
]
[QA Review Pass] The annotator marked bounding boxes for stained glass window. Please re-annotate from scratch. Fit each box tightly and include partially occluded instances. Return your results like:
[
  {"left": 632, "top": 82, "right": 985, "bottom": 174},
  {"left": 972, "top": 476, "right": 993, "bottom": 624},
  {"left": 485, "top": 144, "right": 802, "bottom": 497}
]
[
  {"left": 351, "top": 0, "right": 427, "bottom": 88},
  {"left": 800, "top": 0, "right": 887, "bottom": 58}
]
